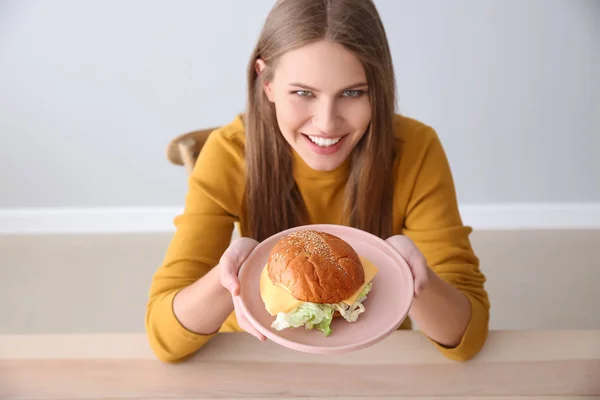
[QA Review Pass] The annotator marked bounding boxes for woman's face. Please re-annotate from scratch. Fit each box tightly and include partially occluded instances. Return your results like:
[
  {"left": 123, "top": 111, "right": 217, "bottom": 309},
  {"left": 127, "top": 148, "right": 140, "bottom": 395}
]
[{"left": 258, "top": 40, "right": 371, "bottom": 172}]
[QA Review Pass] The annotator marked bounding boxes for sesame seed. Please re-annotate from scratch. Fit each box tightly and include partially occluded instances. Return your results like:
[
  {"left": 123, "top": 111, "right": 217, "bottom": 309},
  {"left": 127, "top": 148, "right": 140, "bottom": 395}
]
[{"left": 286, "top": 230, "right": 336, "bottom": 268}]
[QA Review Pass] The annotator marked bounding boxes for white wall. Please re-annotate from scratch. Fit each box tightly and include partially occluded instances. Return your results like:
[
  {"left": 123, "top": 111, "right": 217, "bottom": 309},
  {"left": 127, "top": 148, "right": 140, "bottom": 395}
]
[{"left": 1, "top": 0, "right": 598, "bottom": 210}]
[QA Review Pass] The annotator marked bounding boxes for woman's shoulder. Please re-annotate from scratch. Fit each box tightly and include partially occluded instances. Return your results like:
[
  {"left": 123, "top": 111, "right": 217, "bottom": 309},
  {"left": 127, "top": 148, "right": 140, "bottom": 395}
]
[
  {"left": 192, "top": 113, "right": 248, "bottom": 179},
  {"left": 391, "top": 113, "right": 449, "bottom": 175},
  {"left": 392, "top": 113, "right": 439, "bottom": 146},
  {"left": 204, "top": 113, "right": 247, "bottom": 154}
]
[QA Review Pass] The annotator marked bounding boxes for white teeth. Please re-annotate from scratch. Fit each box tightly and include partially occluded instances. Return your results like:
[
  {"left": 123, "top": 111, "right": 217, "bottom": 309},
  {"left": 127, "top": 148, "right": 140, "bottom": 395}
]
[{"left": 308, "top": 135, "right": 341, "bottom": 147}]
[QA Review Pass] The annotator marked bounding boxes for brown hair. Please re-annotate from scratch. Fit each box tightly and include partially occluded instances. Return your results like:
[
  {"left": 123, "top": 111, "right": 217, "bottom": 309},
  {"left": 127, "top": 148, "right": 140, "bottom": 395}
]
[{"left": 243, "top": 0, "right": 398, "bottom": 242}]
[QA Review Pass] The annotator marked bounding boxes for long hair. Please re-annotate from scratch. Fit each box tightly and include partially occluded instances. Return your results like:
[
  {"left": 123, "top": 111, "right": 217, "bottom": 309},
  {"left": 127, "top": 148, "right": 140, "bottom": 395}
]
[{"left": 243, "top": 0, "right": 398, "bottom": 242}]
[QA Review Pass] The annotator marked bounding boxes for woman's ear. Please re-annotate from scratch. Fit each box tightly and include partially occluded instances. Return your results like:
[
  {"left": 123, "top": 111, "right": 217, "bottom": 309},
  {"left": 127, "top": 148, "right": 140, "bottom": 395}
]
[
  {"left": 255, "top": 58, "right": 274, "bottom": 102},
  {"left": 255, "top": 58, "right": 267, "bottom": 75}
]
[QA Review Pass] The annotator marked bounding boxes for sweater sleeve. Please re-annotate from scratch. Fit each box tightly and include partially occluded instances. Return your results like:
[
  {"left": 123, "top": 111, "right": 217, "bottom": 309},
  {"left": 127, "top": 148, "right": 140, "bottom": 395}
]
[
  {"left": 145, "top": 128, "right": 245, "bottom": 363},
  {"left": 400, "top": 126, "right": 490, "bottom": 362}
]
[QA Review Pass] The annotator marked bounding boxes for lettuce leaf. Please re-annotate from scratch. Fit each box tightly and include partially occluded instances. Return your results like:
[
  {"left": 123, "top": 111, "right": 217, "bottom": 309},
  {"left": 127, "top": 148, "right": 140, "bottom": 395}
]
[
  {"left": 271, "top": 282, "right": 372, "bottom": 336},
  {"left": 272, "top": 302, "right": 335, "bottom": 336},
  {"left": 334, "top": 282, "right": 372, "bottom": 322}
]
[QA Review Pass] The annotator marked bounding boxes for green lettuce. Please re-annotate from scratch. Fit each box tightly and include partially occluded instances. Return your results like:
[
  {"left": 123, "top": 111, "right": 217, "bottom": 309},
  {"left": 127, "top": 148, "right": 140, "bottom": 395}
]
[
  {"left": 272, "top": 302, "right": 335, "bottom": 336},
  {"left": 271, "top": 282, "right": 372, "bottom": 337}
]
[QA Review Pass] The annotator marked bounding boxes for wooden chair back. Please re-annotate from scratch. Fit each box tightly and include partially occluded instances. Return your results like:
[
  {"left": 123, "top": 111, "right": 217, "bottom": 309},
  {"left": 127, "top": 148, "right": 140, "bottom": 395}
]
[{"left": 166, "top": 128, "right": 216, "bottom": 174}]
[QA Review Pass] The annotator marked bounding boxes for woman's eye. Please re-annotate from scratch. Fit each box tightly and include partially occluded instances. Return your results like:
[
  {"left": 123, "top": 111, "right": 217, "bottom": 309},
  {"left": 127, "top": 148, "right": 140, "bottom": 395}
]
[
  {"left": 294, "top": 90, "right": 313, "bottom": 97},
  {"left": 342, "top": 90, "right": 363, "bottom": 98}
]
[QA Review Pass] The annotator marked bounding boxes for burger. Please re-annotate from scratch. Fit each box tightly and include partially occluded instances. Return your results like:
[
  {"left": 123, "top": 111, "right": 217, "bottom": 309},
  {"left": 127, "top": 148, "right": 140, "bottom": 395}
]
[{"left": 259, "top": 229, "right": 378, "bottom": 336}]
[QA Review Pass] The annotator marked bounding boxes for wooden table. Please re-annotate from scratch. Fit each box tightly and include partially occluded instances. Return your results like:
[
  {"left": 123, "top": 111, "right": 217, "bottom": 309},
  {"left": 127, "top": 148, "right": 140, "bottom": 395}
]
[{"left": 1, "top": 330, "right": 599, "bottom": 399}]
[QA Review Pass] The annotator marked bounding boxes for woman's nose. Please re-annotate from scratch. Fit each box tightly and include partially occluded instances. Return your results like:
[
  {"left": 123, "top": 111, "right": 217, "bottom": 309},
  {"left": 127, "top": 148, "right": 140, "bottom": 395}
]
[{"left": 313, "top": 101, "right": 341, "bottom": 135}]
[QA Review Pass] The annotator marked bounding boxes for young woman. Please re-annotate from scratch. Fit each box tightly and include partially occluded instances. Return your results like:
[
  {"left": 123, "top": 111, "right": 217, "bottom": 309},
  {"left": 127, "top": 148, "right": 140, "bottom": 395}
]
[{"left": 146, "top": 0, "right": 490, "bottom": 363}]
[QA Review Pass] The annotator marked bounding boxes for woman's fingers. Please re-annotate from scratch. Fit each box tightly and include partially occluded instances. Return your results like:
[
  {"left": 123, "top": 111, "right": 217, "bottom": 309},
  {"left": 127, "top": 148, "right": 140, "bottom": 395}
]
[
  {"left": 219, "top": 237, "right": 260, "bottom": 295},
  {"left": 385, "top": 235, "right": 430, "bottom": 296},
  {"left": 233, "top": 296, "right": 267, "bottom": 341}
]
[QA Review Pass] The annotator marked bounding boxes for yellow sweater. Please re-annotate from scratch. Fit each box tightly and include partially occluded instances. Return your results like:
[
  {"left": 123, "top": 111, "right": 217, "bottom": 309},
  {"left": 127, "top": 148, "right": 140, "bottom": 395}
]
[{"left": 146, "top": 114, "right": 490, "bottom": 362}]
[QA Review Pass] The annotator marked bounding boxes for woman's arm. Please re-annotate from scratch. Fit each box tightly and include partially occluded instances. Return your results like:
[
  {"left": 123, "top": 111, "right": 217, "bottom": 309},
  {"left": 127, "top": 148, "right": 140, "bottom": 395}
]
[
  {"left": 395, "top": 124, "right": 490, "bottom": 361},
  {"left": 146, "top": 123, "right": 248, "bottom": 363},
  {"left": 172, "top": 265, "right": 233, "bottom": 335},
  {"left": 172, "top": 237, "right": 266, "bottom": 341},
  {"left": 386, "top": 235, "right": 473, "bottom": 348},
  {"left": 409, "top": 267, "right": 472, "bottom": 348}
]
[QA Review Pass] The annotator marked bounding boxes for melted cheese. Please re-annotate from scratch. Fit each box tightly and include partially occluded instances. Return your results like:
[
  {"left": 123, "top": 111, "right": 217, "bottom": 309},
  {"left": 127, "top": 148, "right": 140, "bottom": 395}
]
[
  {"left": 342, "top": 256, "right": 379, "bottom": 305},
  {"left": 259, "top": 265, "right": 302, "bottom": 316},
  {"left": 260, "top": 256, "right": 379, "bottom": 316}
]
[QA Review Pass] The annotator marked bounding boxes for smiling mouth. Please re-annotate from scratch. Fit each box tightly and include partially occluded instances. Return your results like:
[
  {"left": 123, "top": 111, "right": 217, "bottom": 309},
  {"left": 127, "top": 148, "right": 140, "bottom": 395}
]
[{"left": 304, "top": 134, "right": 344, "bottom": 148}]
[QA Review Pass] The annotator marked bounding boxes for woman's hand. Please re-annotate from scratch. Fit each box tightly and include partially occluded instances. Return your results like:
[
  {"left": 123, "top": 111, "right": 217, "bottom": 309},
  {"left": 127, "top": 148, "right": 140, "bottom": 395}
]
[
  {"left": 218, "top": 237, "right": 267, "bottom": 342},
  {"left": 385, "top": 235, "right": 431, "bottom": 297}
]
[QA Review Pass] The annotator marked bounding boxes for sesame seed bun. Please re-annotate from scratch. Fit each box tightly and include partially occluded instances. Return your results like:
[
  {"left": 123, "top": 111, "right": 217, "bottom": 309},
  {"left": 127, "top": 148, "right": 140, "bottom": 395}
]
[{"left": 267, "top": 230, "right": 365, "bottom": 304}]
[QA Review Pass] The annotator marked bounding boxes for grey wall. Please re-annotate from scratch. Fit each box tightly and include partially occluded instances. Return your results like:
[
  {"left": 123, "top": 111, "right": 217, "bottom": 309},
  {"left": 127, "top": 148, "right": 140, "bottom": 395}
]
[{"left": 1, "top": 0, "right": 598, "bottom": 208}]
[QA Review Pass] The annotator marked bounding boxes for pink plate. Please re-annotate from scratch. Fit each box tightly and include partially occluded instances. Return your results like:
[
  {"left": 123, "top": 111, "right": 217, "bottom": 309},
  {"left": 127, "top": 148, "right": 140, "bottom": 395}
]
[{"left": 237, "top": 224, "right": 414, "bottom": 354}]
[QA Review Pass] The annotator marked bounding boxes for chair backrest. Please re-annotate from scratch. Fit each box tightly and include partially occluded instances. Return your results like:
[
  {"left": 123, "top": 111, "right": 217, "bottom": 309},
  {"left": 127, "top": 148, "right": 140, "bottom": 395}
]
[{"left": 166, "top": 127, "right": 216, "bottom": 174}]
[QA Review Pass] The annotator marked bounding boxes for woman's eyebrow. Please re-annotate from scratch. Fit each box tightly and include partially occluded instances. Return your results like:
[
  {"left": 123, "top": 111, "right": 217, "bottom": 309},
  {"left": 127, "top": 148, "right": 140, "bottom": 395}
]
[{"left": 288, "top": 82, "right": 369, "bottom": 92}]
